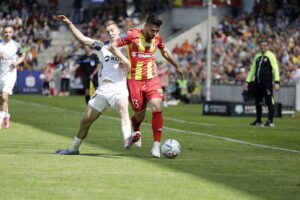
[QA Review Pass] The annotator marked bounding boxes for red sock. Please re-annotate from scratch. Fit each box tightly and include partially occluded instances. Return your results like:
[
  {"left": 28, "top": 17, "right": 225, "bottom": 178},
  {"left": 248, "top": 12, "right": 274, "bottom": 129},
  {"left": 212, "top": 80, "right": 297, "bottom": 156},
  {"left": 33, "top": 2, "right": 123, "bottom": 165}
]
[
  {"left": 152, "top": 111, "right": 163, "bottom": 142},
  {"left": 131, "top": 116, "right": 141, "bottom": 132}
]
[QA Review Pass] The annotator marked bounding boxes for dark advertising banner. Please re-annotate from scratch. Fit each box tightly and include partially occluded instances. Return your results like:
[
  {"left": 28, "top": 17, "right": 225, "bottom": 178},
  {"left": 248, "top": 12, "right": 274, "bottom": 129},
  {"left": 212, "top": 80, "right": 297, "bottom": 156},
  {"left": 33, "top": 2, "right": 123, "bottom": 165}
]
[
  {"left": 203, "top": 101, "right": 230, "bottom": 116},
  {"left": 16, "top": 70, "right": 43, "bottom": 94},
  {"left": 203, "top": 101, "right": 282, "bottom": 117}
]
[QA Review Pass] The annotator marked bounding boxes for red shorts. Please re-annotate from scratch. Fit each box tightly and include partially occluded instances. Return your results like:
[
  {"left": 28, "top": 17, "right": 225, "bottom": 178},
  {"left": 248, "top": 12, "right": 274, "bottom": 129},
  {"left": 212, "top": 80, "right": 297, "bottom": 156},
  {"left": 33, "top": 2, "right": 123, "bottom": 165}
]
[{"left": 127, "top": 76, "right": 163, "bottom": 111}]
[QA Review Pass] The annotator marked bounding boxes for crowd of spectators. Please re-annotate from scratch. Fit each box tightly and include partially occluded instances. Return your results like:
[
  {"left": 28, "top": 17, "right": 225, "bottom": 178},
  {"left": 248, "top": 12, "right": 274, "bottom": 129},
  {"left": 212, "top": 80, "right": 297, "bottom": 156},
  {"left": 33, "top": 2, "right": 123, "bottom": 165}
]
[
  {"left": 69, "top": 0, "right": 172, "bottom": 42},
  {"left": 2, "top": 0, "right": 298, "bottom": 100},
  {"left": 0, "top": 0, "right": 61, "bottom": 70},
  {"left": 53, "top": 0, "right": 300, "bottom": 101},
  {"left": 165, "top": 0, "right": 300, "bottom": 103},
  {"left": 50, "top": 0, "right": 172, "bottom": 95}
]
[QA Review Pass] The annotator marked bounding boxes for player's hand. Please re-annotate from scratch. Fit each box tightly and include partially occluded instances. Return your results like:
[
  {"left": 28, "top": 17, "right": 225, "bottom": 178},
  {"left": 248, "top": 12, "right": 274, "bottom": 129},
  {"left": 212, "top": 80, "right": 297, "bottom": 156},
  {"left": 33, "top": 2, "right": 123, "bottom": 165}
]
[
  {"left": 243, "top": 83, "right": 248, "bottom": 91},
  {"left": 120, "top": 59, "right": 131, "bottom": 70},
  {"left": 175, "top": 67, "right": 184, "bottom": 80},
  {"left": 58, "top": 15, "right": 72, "bottom": 26},
  {"left": 89, "top": 74, "right": 94, "bottom": 80},
  {"left": 10, "top": 62, "right": 17, "bottom": 68},
  {"left": 275, "top": 83, "right": 280, "bottom": 91}
]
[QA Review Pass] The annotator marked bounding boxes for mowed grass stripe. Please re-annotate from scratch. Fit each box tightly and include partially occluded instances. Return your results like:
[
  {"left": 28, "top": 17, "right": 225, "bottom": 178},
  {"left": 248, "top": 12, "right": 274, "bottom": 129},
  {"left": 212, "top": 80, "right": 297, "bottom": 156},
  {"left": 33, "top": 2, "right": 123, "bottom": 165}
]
[
  {"left": 1, "top": 95, "right": 298, "bottom": 200},
  {"left": 12, "top": 98, "right": 300, "bottom": 154}
]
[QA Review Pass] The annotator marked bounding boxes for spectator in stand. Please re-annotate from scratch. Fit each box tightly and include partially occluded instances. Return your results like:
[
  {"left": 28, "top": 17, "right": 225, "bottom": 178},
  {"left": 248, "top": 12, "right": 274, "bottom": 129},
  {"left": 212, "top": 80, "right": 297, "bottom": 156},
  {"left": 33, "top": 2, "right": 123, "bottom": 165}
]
[
  {"left": 172, "top": 44, "right": 181, "bottom": 54},
  {"left": 0, "top": 0, "right": 58, "bottom": 70},
  {"left": 57, "top": 55, "right": 72, "bottom": 96},
  {"left": 181, "top": 39, "right": 192, "bottom": 54},
  {"left": 73, "top": 0, "right": 82, "bottom": 24},
  {"left": 41, "top": 63, "right": 53, "bottom": 96},
  {"left": 172, "top": 76, "right": 190, "bottom": 104}
]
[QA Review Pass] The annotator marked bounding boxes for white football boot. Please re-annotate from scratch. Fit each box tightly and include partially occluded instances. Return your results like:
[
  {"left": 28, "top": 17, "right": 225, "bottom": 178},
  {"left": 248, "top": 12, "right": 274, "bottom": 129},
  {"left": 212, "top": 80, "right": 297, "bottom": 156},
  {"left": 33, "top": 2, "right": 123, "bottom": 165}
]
[
  {"left": 151, "top": 141, "right": 161, "bottom": 158},
  {"left": 124, "top": 131, "right": 141, "bottom": 149},
  {"left": 133, "top": 131, "right": 142, "bottom": 147}
]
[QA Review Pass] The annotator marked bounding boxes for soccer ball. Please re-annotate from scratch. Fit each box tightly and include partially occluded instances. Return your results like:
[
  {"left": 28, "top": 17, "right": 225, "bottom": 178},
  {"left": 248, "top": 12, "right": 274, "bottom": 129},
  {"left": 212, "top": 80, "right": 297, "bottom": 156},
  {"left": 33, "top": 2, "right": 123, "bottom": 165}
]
[{"left": 161, "top": 139, "right": 181, "bottom": 159}]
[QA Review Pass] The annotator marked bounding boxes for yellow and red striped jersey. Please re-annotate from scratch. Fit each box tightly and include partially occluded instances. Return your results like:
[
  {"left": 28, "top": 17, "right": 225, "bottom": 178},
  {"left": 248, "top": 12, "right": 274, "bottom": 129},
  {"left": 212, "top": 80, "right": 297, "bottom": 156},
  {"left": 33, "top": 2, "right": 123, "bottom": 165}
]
[{"left": 116, "top": 29, "right": 165, "bottom": 80}]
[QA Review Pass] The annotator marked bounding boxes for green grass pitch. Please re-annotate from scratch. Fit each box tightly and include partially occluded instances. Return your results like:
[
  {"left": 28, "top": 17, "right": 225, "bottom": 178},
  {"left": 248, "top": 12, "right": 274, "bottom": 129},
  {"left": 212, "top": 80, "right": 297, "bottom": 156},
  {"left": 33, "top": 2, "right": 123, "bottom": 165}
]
[{"left": 0, "top": 95, "right": 299, "bottom": 200}]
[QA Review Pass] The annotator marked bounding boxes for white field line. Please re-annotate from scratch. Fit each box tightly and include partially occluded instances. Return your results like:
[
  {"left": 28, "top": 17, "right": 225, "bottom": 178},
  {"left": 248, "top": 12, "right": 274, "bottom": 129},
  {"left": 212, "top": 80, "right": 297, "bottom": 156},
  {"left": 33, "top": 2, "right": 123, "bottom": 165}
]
[
  {"left": 13, "top": 99, "right": 300, "bottom": 154},
  {"left": 164, "top": 117, "right": 216, "bottom": 126}
]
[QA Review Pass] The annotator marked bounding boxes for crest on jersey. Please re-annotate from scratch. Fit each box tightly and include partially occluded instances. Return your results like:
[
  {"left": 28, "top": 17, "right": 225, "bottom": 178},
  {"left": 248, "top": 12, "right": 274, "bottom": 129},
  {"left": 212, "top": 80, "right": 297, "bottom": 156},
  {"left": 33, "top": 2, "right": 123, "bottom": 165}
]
[{"left": 120, "top": 33, "right": 128, "bottom": 40}]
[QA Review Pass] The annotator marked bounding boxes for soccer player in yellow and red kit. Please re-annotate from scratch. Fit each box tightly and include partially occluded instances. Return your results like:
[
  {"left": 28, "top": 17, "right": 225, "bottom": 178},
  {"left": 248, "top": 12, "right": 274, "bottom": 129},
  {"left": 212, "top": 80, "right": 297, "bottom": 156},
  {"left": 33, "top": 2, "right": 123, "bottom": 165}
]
[{"left": 109, "top": 14, "right": 183, "bottom": 158}]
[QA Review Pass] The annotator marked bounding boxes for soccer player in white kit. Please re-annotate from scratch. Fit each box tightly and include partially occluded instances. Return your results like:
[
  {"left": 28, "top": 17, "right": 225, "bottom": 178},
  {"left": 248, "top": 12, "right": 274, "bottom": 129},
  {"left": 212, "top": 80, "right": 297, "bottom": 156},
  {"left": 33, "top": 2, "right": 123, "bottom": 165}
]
[
  {"left": 56, "top": 15, "right": 140, "bottom": 155},
  {"left": 0, "top": 26, "right": 24, "bottom": 129}
]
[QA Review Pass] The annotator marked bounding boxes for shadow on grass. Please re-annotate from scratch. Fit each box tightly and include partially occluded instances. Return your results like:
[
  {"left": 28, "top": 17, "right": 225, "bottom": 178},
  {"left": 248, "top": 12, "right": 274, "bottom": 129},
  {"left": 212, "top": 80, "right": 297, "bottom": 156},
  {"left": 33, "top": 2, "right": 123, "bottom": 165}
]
[{"left": 8, "top": 95, "right": 300, "bottom": 200}]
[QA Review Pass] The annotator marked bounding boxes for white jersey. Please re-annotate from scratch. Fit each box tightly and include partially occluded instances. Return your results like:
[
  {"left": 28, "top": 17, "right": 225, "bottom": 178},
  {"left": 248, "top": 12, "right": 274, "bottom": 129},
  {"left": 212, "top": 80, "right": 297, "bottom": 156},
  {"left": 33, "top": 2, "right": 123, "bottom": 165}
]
[
  {"left": 0, "top": 39, "right": 23, "bottom": 81},
  {"left": 89, "top": 40, "right": 128, "bottom": 111},
  {"left": 92, "top": 40, "right": 127, "bottom": 85}
]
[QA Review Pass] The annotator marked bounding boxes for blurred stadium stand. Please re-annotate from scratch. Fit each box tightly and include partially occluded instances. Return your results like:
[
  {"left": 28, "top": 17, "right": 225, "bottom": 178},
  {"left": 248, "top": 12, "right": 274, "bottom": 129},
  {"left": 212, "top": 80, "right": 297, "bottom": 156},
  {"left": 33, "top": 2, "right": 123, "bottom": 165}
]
[{"left": 1, "top": 0, "right": 299, "bottom": 110}]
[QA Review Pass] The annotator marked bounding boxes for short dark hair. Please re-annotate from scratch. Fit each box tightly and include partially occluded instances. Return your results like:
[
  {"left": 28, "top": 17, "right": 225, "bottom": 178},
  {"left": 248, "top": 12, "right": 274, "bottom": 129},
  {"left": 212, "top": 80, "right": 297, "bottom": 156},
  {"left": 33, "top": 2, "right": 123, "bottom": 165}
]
[
  {"left": 3, "top": 25, "right": 14, "bottom": 31},
  {"left": 146, "top": 14, "right": 163, "bottom": 27}
]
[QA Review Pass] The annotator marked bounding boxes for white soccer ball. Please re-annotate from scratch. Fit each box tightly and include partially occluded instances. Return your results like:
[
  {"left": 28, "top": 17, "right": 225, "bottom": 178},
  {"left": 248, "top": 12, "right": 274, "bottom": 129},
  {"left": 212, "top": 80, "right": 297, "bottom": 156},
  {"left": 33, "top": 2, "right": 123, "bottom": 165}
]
[{"left": 161, "top": 139, "right": 181, "bottom": 159}]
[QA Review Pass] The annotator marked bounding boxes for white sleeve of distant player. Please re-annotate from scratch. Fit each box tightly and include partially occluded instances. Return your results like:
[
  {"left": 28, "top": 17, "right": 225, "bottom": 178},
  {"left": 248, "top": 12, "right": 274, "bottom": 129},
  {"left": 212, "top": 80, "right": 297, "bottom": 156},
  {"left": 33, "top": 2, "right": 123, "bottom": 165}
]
[{"left": 16, "top": 42, "right": 23, "bottom": 55}]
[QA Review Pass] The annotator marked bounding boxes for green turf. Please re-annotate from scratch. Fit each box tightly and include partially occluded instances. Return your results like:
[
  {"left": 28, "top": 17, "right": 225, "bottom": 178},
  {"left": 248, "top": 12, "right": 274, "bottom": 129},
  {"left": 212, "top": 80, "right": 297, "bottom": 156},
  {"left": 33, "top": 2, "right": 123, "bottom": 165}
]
[{"left": 0, "top": 95, "right": 299, "bottom": 200}]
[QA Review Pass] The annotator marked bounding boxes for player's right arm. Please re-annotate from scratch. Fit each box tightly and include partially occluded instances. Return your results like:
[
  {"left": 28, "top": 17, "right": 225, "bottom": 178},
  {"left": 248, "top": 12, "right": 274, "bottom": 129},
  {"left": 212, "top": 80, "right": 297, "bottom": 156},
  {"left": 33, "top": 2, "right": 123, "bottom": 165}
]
[
  {"left": 159, "top": 47, "right": 183, "bottom": 80},
  {"left": 58, "top": 15, "right": 94, "bottom": 47},
  {"left": 244, "top": 53, "right": 259, "bottom": 91}
]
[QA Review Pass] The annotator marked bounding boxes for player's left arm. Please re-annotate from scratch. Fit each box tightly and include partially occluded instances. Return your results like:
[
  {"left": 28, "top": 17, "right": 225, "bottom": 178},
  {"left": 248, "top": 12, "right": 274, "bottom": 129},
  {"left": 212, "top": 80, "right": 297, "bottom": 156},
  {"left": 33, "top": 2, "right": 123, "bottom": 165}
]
[
  {"left": 12, "top": 54, "right": 25, "bottom": 67},
  {"left": 11, "top": 45, "right": 24, "bottom": 68},
  {"left": 159, "top": 47, "right": 183, "bottom": 80}
]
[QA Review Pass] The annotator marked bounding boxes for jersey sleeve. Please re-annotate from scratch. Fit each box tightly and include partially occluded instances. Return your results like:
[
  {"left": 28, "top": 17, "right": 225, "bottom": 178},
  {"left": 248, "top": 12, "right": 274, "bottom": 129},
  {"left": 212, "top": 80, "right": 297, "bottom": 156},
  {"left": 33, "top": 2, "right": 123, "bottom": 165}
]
[
  {"left": 116, "top": 31, "right": 133, "bottom": 47},
  {"left": 157, "top": 34, "right": 165, "bottom": 49},
  {"left": 91, "top": 40, "right": 104, "bottom": 51},
  {"left": 16, "top": 42, "right": 23, "bottom": 56},
  {"left": 269, "top": 52, "right": 280, "bottom": 83},
  {"left": 246, "top": 53, "right": 260, "bottom": 83}
]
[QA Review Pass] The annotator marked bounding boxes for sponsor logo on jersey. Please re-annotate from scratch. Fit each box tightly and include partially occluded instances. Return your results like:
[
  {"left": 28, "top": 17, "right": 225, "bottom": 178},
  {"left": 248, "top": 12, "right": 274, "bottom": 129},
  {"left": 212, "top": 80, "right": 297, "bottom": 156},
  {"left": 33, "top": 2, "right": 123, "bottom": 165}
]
[
  {"left": 104, "top": 55, "right": 119, "bottom": 62},
  {"left": 131, "top": 52, "right": 153, "bottom": 58},
  {"left": 120, "top": 33, "right": 128, "bottom": 40}
]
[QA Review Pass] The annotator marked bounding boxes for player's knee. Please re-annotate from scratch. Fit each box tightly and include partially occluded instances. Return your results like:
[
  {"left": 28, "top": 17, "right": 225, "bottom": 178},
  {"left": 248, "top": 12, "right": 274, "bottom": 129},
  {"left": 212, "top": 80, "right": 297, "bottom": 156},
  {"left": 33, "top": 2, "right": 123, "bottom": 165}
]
[
  {"left": 1, "top": 95, "right": 8, "bottom": 102},
  {"left": 150, "top": 104, "right": 162, "bottom": 112}
]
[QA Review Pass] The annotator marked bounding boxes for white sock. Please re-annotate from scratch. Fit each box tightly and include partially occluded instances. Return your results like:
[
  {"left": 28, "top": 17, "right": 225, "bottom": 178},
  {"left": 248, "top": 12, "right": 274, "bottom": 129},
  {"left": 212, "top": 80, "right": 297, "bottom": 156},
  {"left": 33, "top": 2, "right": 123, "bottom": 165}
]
[
  {"left": 0, "top": 111, "right": 6, "bottom": 123},
  {"left": 70, "top": 136, "right": 82, "bottom": 151},
  {"left": 122, "top": 125, "right": 132, "bottom": 140}
]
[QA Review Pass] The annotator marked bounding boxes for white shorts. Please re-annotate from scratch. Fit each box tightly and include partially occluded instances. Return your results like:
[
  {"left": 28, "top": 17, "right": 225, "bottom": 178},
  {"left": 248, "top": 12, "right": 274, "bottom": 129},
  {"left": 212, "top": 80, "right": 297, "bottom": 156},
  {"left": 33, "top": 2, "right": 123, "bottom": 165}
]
[
  {"left": 0, "top": 79, "right": 16, "bottom": 95},
  {"left": 88, "top": 81, "right": 129, "bottom": 113}
]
